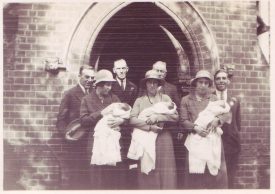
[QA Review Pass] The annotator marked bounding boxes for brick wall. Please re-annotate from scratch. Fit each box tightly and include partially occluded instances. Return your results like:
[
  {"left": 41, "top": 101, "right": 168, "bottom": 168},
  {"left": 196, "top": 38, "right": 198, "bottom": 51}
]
[
  {"left": 3, "top": 3, "right": 90, "bottom": 189},
  {"left": 3, "top": 2, "right": 270, "bottom": 189},
  {"left": 193, "top": 1, "right": 270, "bottom": 188}
]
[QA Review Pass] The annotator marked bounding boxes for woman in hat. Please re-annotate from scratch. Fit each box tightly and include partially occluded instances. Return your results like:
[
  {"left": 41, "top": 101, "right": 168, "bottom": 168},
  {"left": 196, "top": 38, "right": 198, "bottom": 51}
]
[
  {"left": 80, "top": 69, "right": 127, "bottom": 189},
  {"left": 129, "top": 70, "right": 179, "bottom": 189},
  {"left": 179, "top": 69, "right": 228, "bottom": 189}
]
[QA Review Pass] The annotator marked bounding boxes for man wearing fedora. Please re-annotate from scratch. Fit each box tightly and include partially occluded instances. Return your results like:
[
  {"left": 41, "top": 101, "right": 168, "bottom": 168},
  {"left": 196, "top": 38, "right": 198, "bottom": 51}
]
[
  {"left": 80, "top": 69, "right": 128, "bottom": 189},
  {"left": 56, "top": 65, "right": 95, "bottom": 189},
  {"left": 111, "top": 59, "right": 138, "bottom": 188},
  {"left": 214, "top": 68, "right": 241, "bottom": 188},
  {"left": 152, "top": 61, "right": 183, "bottom": 187}
]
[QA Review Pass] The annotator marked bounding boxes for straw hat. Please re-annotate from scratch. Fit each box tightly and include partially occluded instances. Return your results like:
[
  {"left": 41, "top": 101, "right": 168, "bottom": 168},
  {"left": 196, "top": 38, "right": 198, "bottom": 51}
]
[
  {"left": 140, "top": 70, "right": 165, "bottom": 87},
  {"left": 94, "top": 69, "right": 116, "bottom": 85},
  {"left": 190, "top": 70, "right": 213, "bottom": 86}
]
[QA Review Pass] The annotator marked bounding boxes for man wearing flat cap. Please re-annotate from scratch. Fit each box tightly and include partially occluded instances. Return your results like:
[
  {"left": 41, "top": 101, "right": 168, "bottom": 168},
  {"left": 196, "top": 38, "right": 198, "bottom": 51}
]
[
  {"left": 56, "top": 65, "right": 95, "bottom": 189},
  {"left": 80, "top": 69, "right": 128, "bottom": 189}
]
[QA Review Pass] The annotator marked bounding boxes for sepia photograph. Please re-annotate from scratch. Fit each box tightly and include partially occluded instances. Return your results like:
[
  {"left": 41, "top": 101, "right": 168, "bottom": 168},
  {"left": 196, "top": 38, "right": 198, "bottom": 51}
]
[{"left": 2, "top": 0, "right": 272, "bottom": 191}]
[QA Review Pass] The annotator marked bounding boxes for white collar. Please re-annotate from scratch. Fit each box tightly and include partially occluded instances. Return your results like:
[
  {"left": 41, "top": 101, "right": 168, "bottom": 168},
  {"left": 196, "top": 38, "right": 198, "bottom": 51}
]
[
  {"left": 216, "top": 89, "right": 227, "bottom": 101},
  {"left": 116, "top": 77, "right": 126, "bottom": 85},
  {"left": 78, "top": 82, "right": 86, "bottom": 94}
]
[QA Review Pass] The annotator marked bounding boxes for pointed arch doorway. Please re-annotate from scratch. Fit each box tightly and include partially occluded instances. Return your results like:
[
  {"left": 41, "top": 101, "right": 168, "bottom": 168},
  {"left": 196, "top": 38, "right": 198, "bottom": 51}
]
[
  {"left": 89, "top": 2, "right": 193, "bottom": 88},
  {"left": 65, "top": 2, "right": 220, "bottom": 94}
]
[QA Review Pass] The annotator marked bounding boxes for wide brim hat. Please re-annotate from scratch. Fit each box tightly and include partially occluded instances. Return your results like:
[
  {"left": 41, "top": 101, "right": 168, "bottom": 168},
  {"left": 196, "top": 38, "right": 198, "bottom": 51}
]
[
  {"left": 65, "top": 119, "right": 87, "bottom": 141},
  {"left": 140, "top": 70, "right": 165, "bottom": 87},
  {"left": 190, "top": 70, "right": 213, "bottom": 87},
  {"left": 94, "top": 69, "right": 116, "bottom": 85}
]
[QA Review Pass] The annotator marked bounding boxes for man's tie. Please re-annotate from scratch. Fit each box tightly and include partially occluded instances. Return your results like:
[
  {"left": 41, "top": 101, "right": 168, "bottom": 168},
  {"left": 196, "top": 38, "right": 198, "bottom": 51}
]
[
  {"left": 85, "top": 89, "right": 89, "bottom": 95},
  {"left": 121, "top": 80, "right": 125, "bottom": 91}
]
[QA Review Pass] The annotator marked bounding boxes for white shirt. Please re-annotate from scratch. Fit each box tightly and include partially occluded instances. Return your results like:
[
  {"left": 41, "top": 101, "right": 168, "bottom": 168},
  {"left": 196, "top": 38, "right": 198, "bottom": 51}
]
[
  {"left": 78, "top": 82, "right": 86, "bottom": 94},
  {"left": 216, "top": 89, "right": 227, "bottom": 102},
  {"left": 116, "top": 77, "right": 126, "bottom": 90}
]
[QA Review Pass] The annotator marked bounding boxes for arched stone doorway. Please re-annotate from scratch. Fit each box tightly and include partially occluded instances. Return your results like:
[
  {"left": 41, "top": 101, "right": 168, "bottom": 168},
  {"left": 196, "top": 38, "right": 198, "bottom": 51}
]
[
  {"left": 89, "top": 2, "right": 194, "bottom": 86},
  {"left": 65, "top": 2, "right": 220, "bottom": 91}
]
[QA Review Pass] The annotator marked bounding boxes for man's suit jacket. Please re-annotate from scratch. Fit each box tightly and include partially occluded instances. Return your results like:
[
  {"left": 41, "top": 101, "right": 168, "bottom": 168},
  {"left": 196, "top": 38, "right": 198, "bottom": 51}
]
[
  {"left": 221, "top": 92, "right": 241, "bottom": 154},
  {"left": 111, "top": 79, "right": 138, "bottom": 107},
  {"left": 160, "top": 81, "right": 180, "bottom": 108},
  {"left": 56, "top": 85, "right": 86, "bottom": 135}
]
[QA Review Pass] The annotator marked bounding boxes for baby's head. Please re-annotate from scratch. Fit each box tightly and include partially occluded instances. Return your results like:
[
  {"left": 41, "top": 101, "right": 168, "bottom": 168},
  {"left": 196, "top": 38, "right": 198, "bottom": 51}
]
[
  {"left": 112, "top": 103, "right": 131, "bottom": 116},
  {"left": 167, "top": 102, "right": 175, "bottom": 110},
  {"left": 118, "top": 103, "right": 131, "bottom": 111}
]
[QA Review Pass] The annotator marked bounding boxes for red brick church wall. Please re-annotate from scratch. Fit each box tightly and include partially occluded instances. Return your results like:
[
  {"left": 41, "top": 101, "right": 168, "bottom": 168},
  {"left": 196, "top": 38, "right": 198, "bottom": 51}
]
[{"left": 3, "top": 2, "right": 270, "bottom": 189}]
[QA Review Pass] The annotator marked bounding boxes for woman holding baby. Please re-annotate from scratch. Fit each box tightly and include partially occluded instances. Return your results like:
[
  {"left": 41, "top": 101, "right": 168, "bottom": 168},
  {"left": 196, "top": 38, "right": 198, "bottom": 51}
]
[
  {"left": 128, "top": 70, "right": 179, "bottom": 189},
  {"left": 80, "top": 69, "right": 128, "bottom": 189},
  {"left": 179, "top": 70, "right": 228, "bottom": 189}
]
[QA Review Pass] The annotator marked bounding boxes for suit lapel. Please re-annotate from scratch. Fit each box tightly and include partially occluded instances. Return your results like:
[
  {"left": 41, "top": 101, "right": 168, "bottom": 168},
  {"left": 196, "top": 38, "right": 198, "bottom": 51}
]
[
  {"left": 73, "top": 85, "right": 85, "bottom": 101},
  {"left": 125, "top": 80, "right": 131, "bottom": 92}
]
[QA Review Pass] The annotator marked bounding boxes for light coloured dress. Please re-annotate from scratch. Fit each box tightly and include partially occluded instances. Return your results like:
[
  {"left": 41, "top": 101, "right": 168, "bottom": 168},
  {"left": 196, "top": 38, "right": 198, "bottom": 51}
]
[{"left": 130, "top": 94, "right": 177, "bottom": 189}]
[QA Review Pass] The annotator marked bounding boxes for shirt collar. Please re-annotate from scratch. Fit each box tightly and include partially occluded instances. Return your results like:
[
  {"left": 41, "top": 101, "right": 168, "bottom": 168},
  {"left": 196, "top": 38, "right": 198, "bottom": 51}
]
[
  {"left": 116, "top": 77, "right": 126, "bottom": 84},
  {"left": 215, "top": 89, "right": 227, "bottom": 100},
  {"left": 78, "top": 82, "right": 86, "bottom": 94}
]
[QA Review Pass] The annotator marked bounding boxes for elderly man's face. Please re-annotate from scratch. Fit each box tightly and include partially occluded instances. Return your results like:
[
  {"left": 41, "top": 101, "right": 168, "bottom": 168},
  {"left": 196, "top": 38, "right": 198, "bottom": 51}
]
[
  {"left": 79, "top": 68, "right": 95, "bottom": 89},
  {"left": 195, "top": 78, "right": 210, "bottom": 96},
  {"left": 113, "top": 62, "right": 128, "bottom": 80},
  {"left": 214, "top": 72, "right": 229, "bottom": 92},
  {"left": 153, "top": 64, "right": 167, "bottom": 79}
]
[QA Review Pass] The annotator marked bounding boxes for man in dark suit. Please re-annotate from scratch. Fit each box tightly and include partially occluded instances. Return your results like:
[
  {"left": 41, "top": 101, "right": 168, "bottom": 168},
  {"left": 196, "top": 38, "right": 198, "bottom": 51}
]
[
  {"left": 111, "top": 59, "right": 138, "bottom": 189},
  {"left": 56, "top": 65, "right": 95, "bottom": 189},
  {"left": 112, "top": 59, "right": 137, "bottom": 107},
  {"left": 152, "top": 61, "right": 183, "bottom": 188},
  {"left": 214, "top": 69, "right": 241, "bottom": 188}
]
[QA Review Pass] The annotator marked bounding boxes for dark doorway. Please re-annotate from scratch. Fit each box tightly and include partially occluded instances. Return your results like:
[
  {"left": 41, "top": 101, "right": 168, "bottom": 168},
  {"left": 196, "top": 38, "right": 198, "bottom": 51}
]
[{"left": 90, "top": 2, "right": 193, "bottom": 86}]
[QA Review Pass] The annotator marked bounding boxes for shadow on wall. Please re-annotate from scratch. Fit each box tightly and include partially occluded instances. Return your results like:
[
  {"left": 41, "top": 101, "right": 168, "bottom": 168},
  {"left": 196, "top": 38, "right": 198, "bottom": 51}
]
[
  {"left": 4, "top": 139, "right": 62, "bottom": 190},
  {"left": 3, "top": 73, "right": 79, "bottom": 190}
]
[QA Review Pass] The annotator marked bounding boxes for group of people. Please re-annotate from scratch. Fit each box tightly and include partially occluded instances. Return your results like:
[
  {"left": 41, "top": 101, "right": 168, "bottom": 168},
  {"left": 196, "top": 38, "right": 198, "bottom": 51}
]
[{"left": 56, "top": 59, "right": 241, "bottom": 190}]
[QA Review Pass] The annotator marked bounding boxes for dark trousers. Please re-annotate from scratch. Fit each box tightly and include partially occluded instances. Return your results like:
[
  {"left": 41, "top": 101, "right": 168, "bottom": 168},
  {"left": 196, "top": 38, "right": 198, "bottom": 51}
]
[
  {"left": 89, "top": 162, "right": 127, "bottom": 189},
  {"left": 61, "top": 139, "right": 90, "bottom": 190},
  {"left": 173, "top": 134, "right": 186, "bottom": 189},
  {"left": 225, "top": 152, "right": 239, "bottom": 188}
]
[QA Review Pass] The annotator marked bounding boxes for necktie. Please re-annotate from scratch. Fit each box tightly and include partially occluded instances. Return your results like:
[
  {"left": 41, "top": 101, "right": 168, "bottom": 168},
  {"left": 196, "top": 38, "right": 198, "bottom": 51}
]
[
  {"left": 85, "top": 89, "right": 89, "bottom": 95},
  {"left": 121, "top": 80, "right": 124, "bottom": 91}
]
